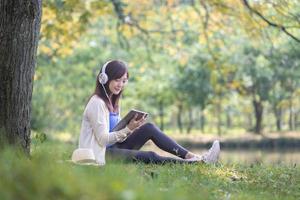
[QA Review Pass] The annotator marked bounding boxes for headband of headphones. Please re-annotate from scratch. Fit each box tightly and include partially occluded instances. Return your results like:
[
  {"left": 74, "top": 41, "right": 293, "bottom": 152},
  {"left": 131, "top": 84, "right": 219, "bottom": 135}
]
[
  {"left": 101, "top": 60, "right": 112, "bottom": 74},
  {"left": 98, "top": 60, "right": 113, "bottom": 85}
]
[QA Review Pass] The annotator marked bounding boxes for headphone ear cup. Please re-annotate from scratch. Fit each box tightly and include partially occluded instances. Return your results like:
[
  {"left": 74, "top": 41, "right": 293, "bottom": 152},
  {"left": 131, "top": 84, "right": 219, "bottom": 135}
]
[{"left": 98, "top": 72, "right": 108, "bottom": 84}]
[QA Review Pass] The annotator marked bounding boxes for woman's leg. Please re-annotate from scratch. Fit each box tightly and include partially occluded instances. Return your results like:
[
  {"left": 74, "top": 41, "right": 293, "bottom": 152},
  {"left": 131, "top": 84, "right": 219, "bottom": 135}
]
[
  {"left": 111, "top": 123, "right": 190, "bottom": 159},
  {"left": 106, "top": 147, "right": 196, "bottom": 164}
]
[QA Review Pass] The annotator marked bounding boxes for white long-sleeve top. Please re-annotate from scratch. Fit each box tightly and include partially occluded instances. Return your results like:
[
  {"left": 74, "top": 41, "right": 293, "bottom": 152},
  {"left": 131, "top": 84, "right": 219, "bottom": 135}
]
[{"left": 78, "top": 95, "right": 132, "bottom": 165}]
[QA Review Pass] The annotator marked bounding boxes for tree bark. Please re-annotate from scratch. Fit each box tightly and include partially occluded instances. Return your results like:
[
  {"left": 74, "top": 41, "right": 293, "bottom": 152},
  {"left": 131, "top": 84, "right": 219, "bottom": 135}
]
[
  {"left": 0, "top": 0, "right": 42, "bottom": 153},
  {"left": 253, "top": 100, "right": 263, "bottom": 134}
]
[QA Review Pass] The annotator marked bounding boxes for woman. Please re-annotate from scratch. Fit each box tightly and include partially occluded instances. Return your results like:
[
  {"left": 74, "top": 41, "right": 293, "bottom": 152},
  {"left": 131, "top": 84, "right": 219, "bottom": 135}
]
[{"left": 77, "top": 59, "right": 220, "bottom": 165}]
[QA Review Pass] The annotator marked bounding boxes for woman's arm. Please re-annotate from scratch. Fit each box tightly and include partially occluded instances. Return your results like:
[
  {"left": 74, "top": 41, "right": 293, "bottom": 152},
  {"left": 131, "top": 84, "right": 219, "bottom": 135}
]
[{"left": 87, "top": 98, "right": 132, "bottom": 147}]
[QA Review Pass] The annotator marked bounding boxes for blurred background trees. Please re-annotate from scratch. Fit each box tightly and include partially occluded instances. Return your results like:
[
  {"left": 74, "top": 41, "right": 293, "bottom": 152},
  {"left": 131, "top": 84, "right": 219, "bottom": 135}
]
[{"left": 33, "top": 0, "right": 300, "bottom": 137}]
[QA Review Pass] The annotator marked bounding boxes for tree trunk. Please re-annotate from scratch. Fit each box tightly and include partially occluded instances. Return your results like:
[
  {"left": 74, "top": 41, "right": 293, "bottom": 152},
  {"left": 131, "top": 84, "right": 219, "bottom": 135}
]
[
  {"left": 199, "top": 107, "right": 205, "bottom": 133},
  {"left": 273, "top": 106, "right": 282, "bottom": 131},
  {"left": 0, "top": 0, "right": 42, "bottom": 153},
  {"left": 288, "top": 98, "right": 295, "bottom": 131},
  {"left": 186, "top": 107, "right": 193, "bottom": 134},
  {"left": 253, "top": 100, "right": 263, "bottom": 134},
  {"left": 159, "top": 100, "right": 164, "bottom": 131},
  {"left": 226, "top": 111, "right": 232, "bottom": 129},
  {"left": 246, "top": 112, "right": 253, "bottom": 131},
  {"left": 295, "top": 111, "right": 299, "bottom": 130},
  {"left": 177, "top": 103, "right": 183, "bottom": 133}
]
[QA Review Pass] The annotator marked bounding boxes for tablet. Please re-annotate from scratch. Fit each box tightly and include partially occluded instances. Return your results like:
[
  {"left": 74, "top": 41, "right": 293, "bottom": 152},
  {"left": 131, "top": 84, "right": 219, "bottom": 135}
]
[{"left": 111, "top": 109, "right": 148, "bottom": 131}]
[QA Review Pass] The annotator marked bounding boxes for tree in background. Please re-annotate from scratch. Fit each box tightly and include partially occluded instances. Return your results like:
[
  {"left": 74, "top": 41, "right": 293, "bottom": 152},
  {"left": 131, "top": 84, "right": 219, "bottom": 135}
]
[
  {"left": 173, "top": 53, "right": 213, "bottom": 133},
  {"left": 0, "top": 0, "right": 42, "bottom": 153},
  {"left": 276, "top": 43, "right": 300, "bottom": 131},
  {"left": 234, "top": 45, "right": 273, "bottom": 134}
]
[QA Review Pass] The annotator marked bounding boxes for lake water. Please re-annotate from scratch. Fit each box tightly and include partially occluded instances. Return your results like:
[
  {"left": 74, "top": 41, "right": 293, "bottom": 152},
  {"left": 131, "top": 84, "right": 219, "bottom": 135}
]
[
  {"left": 143, "top": 144, "right": 300, "bottom": 165},
  {"left": 199, "top": 149, "right": 300, "bottom": 165}
]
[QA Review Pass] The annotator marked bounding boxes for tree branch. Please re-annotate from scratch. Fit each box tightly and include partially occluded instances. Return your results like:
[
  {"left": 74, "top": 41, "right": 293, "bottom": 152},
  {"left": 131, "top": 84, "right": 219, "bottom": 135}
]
[
  {"left": 242, "top": 0, "right": 300, "bottom": 43},
  {"left": 110, "top": 0, "right": 188, "bottom": 35}
]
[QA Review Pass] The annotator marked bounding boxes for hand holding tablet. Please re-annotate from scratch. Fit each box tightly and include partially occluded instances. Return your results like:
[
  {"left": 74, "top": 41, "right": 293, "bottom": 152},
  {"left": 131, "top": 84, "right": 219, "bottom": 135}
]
[{"left": 111, "top": 109, "right": 148, "bottom": 131}]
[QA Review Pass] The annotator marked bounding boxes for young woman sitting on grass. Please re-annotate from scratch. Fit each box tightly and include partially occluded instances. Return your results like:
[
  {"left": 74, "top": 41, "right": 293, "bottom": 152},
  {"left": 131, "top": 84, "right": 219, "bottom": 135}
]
[{"left": 75, "top": 59, "right": 220, "bottom": 165}]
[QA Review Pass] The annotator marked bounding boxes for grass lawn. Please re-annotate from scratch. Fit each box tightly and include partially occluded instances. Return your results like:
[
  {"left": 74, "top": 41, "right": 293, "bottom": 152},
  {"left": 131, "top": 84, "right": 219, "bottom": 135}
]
[{"left": 0, "top": 139, "right": 299, "bottom": 200}]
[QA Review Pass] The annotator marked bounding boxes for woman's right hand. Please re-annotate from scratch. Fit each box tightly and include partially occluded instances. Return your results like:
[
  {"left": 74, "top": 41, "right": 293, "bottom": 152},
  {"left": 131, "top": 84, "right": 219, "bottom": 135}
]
[{"left": 127, "top": 114, "right": 146, "bottom": 131}]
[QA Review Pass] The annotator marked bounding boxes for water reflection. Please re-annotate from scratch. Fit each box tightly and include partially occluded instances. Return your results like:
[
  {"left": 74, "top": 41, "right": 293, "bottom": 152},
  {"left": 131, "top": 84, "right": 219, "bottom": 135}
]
[
  {"left": 192, "top": 148, "right": 300, "bottom": 165},
  {"left": 143, "top": 143, "right": 300, "bottom": 165}
]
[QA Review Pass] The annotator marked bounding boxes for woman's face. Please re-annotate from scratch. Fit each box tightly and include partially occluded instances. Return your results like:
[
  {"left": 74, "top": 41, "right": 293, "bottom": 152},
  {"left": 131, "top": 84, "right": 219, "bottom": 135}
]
[{"left": 108, "top": 73, "right": 128, "bottom": 95}]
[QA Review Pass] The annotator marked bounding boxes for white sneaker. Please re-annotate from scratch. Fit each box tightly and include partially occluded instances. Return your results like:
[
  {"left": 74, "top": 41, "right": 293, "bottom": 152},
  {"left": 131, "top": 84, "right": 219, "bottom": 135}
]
[{"left": 202, "top": 140, "right": 220, "bottom": 164}]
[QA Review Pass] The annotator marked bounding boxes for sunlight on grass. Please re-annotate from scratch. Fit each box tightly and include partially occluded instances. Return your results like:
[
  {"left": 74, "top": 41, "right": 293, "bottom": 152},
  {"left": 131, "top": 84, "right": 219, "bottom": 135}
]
[{"left": 52, "top": 132, "right": 74, "bottom": 142}]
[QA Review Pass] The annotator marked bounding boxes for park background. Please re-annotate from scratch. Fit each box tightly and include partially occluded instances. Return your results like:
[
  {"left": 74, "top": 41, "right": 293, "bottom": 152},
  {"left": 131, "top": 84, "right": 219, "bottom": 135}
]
[
  {"left": 32, "top": 0, "right": 300, "bottom": 163},
  {"left": 1, "top": 0, "right": 300, "bottom": 199}
]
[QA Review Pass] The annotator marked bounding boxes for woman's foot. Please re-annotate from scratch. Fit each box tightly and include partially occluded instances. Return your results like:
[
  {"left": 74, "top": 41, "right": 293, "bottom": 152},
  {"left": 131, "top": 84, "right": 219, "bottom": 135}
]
[
  {"left": 201, "top": 140, "right": 220, "bottom": 164},
  {"left": 185, "top": 152, "right": 199, "bottom": 159},
  {"left": 185, "top": 140, "right": 220, "bottom": 163}
]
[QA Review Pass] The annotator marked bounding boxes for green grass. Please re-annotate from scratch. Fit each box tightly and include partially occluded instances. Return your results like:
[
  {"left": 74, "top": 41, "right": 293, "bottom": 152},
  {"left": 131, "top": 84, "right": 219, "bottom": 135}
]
[{"left": 0, "top": 139, "right": 299, "bottom": 200}]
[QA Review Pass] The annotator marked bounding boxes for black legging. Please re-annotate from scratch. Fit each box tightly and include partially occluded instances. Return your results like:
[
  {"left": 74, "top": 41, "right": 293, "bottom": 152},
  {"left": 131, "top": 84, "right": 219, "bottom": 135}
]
[{"left": 106, "top": 123, "right": 197, "bottom": 164}]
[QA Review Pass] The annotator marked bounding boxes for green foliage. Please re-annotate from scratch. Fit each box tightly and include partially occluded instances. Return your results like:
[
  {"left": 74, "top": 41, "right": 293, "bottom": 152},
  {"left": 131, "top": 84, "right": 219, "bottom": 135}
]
[
  {"left": 173, "top": 53, "right": 213, "bottom": 108},
  {"left": 31, "top": 1, "right": 300, "bottom": 135},
  {"left": 31, "top": 131, "right": 47, "bottom": 144},
  {"left": 0, "top": 142, "right": 299, "bottom": 200},
  {"left": 234, "top": 45, "right": 273, "bottom": 101}
]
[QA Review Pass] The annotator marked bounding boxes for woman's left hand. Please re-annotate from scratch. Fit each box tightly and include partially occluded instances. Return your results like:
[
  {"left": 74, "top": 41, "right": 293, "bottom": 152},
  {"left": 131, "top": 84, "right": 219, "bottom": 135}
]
[{"left": 127, "top": 114, "right": 147, "bottom": 131}]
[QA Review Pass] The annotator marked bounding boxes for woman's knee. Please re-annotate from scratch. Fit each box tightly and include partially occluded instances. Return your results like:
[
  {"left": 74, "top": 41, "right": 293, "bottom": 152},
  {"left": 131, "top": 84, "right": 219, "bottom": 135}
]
[
  {"left": 138, "top": 123, "right": 159, "bottom": 138},
  {"left": 140, "top": 122, "right": 156, "bottom": 130}
]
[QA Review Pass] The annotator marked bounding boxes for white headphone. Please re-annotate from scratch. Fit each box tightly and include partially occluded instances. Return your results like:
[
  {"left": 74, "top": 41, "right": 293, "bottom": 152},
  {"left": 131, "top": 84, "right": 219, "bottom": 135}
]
[
  {"left": 98, "top": 60, "right": 112, "bottom": 85},
  {"left": 98, "top": 60, "right": 113, "bottom": 107}
]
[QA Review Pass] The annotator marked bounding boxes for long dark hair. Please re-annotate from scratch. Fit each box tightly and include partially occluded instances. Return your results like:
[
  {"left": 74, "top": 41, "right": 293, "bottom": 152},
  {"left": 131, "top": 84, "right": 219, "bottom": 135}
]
[{"left": 92, "top": 60, "right": 129, "bottom": 113}]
